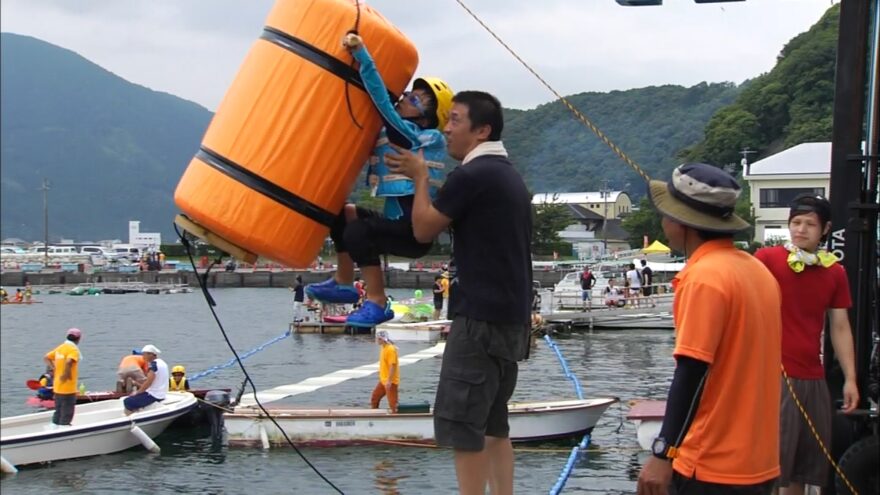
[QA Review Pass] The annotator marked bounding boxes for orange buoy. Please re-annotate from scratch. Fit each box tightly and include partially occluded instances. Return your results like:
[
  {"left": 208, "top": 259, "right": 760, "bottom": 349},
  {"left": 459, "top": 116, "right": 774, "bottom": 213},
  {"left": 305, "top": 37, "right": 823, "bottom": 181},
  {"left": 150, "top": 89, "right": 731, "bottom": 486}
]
[{"left": 174, "top": 0, "right": 418, "bottom": 268}]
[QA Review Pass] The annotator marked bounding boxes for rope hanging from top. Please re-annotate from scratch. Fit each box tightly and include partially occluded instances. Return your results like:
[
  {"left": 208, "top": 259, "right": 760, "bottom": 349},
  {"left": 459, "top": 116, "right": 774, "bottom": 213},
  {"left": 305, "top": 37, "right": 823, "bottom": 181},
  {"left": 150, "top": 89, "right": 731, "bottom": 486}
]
[{"left": 452, "top": 0, "right": 652, "bottom": 183}]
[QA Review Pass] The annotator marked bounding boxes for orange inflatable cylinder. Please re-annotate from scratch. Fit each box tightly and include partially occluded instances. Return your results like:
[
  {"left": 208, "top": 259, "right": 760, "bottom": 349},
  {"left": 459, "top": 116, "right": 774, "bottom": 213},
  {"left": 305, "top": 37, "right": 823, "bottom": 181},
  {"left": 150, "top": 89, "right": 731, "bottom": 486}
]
[{"left": 174, "top": 0, "right": 418, "bottom": 268}]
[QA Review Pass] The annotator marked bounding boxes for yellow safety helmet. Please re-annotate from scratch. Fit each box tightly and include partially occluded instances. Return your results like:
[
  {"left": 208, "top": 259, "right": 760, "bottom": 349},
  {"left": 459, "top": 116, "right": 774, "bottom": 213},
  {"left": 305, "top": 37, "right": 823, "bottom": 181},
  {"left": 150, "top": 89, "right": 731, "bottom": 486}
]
[
  {"left": 414, "top": 77, "right": 453, "bottom": 131},
  {"left": 171, "top": 365, "right": 185, "bottom": 374}
]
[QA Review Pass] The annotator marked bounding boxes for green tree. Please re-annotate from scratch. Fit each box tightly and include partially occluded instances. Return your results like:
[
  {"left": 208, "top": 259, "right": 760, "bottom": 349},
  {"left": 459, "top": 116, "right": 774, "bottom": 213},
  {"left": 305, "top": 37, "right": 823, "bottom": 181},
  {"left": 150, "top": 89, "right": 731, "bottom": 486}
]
[
  {"left": 532, "top": 202, "right": 572, "bottom": 253},
  {"left": 621, "top": 197, "right": 665, "bottom": 248}
]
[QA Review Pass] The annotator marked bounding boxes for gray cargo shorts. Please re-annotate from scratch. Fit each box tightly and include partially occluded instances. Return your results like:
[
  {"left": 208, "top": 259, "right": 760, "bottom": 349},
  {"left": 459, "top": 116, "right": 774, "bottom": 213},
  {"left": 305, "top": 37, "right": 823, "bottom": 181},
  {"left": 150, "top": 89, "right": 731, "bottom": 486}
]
[
  {"left": 779, "top": 376, "right": 832, "bottom": 487},
  {"left": 433, "top": 316, "right": 520, "bottom": 451}
]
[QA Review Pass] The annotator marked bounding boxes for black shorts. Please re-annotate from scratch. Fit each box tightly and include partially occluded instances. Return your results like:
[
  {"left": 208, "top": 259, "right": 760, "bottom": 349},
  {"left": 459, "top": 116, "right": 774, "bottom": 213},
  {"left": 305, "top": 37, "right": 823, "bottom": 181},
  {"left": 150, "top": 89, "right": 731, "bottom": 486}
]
[
  {"left": 670, "top": 471, "right": 775, "bottom": 494},
  {"left": 434, "top": 317, "right": 521, "bottom": 451},
  {"left": 329, "top": 206, "right": 432, "bottom": 266},
  {"left": 642, "top": 286, "right": 654, "bottom": 296},
  {"left": 434, "top": 296, "right": 444, "bottom": 311}
]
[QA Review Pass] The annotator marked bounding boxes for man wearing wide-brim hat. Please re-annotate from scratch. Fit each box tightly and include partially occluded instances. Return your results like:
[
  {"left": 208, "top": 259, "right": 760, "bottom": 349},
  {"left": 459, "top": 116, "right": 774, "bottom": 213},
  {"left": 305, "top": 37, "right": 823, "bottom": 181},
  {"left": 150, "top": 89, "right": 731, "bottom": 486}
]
[{"left": 637, "top": 163, "right": 783, "bottom": 495}]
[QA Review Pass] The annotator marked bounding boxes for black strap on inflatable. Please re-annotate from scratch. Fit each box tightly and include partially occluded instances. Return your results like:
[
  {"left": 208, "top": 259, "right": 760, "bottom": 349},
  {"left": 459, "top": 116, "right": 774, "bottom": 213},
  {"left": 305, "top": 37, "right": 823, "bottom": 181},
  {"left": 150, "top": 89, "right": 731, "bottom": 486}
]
[
  {"left": 196, "top": 147, "right": 337, "bottom": 228},
  {"left": 260, "top": 26, "right": 398, "bottom": 101}
]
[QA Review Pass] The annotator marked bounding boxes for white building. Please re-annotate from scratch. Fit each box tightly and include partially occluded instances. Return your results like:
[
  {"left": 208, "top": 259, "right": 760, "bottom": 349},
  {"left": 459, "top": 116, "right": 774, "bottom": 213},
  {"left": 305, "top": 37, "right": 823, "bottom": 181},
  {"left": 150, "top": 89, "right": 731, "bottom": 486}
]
[
  {"left": 744, "top": 142, "right": 831, "bottom": 243},
  {"left": 532, "top": 191, "right": 633, "bottom": 258},
  {"left": 532, "top": 191, "right": 632, "bottom": 219},
  {"left": 128, "top": 221, "right": 161, "bottom": 250}
]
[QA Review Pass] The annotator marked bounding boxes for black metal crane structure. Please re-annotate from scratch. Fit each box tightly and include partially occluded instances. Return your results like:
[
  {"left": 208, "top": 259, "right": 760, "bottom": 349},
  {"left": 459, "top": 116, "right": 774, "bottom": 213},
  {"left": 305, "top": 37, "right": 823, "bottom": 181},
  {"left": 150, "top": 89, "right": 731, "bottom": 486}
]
[{"left": 824, "top": 1, "right": 878, "bottom": 493}]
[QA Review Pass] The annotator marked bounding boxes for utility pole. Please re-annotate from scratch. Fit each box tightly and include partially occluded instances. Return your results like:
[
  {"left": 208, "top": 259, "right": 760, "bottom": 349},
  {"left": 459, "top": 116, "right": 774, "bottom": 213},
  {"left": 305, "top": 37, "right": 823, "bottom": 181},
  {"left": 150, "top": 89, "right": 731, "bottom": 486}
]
[
  {"left": 40, "top": 178, "right": 50, "bottom": 267},
  {"left": 739, "top": 148, "right": 756, "bottom": 176},
  {"left": 600, "top": 179, "right": 610, "bottom": 255}
]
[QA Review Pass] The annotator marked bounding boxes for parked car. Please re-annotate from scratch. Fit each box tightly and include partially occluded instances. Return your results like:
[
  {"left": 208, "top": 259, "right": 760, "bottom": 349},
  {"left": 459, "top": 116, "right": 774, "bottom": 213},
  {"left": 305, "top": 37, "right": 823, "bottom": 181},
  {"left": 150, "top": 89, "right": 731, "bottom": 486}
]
[
  {"left": 112, "top": 246, "right": 143, "bottom": 261},
  {"left": 79, "top": 246, "right": 118, "bottom": 260}
]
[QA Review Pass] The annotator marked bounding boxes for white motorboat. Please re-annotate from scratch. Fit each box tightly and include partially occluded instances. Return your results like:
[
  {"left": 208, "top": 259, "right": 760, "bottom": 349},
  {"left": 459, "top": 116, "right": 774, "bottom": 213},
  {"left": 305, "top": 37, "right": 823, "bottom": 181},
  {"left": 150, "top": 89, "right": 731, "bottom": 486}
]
[
  {"left": 376, "top": 320, "right": 449, "bottom": 342},
  {"left": 224, "top": 397, "right": 618, "bottom": 447},
  {"left": 0, "top": 391, "right": 197, "bottom": 470}
]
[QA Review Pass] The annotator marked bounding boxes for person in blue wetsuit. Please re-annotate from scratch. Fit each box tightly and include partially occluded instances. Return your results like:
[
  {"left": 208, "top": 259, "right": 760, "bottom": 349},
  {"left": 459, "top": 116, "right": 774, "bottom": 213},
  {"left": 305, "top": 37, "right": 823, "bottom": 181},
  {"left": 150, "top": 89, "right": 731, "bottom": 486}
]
[{"left": 306, "top": 33, "right": 453, "bottom": 328}]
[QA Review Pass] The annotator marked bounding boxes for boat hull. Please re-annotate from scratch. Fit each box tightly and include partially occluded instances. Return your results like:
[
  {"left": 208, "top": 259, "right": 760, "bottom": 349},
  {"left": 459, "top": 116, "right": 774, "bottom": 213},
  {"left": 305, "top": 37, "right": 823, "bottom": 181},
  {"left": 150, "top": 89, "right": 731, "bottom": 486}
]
[
  {"left": 1, "top": 392, "right": 197, "bottom": 467},
  {"left": 626, "top": 400, "right": 666, "bottom": 450},
  {"left": 377, "top": 321, "right": 447, "bottom": 342},
  {"left": 225, "top": 398, "right": 617, "bottom": 447}
]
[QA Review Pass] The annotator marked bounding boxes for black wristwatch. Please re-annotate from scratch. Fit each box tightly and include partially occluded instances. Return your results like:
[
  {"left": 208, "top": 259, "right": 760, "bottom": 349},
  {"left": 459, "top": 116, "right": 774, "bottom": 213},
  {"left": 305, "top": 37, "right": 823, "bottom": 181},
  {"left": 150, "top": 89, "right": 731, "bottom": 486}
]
[{"left": 651, "top": 437, "right": 677, "bottom": 460}]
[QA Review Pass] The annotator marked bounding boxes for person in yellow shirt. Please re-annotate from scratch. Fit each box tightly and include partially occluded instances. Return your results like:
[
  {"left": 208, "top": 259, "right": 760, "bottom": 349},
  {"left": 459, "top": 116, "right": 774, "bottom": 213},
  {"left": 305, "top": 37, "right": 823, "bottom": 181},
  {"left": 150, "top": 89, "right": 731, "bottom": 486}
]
[
  {"left": 43, "top": 328, "right": 83, "bottom": 426},
  {"left": 169, "top": 365, "right": 190, "bottom": 391},
  {"left": 440, "top": 269, "right": 450, "bottom": 298},
  {"left": 370, "top": 330, "right": 399, "bottom": 413}
]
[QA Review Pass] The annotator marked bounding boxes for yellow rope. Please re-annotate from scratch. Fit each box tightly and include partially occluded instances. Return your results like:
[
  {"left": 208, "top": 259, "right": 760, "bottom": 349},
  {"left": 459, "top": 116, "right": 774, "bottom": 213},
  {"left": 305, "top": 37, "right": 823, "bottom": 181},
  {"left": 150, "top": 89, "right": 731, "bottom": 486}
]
[
  {"left": 781, "top": 365, "right": 857, "bottom": 495},
  {"left": 452, "top": 0, "right": 652, "bottom": 183},
  {"left": 194, "top": 395, "right": 236, "bottom": 414}
]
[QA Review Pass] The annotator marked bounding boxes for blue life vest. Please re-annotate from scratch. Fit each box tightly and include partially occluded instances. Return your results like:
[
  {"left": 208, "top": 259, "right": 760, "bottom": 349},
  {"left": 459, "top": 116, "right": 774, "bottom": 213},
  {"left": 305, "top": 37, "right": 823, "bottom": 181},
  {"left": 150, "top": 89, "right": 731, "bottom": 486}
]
[{"left": 353, "top": 46, "right": 446, "bottom": 220}]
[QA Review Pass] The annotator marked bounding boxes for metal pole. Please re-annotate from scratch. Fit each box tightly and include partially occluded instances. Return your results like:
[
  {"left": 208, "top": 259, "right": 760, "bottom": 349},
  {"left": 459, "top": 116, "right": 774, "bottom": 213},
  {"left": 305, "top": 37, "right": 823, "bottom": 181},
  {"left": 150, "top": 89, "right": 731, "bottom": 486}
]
[
  {"left": 825, "top": 1, "right": 877, "bottom": 489},
  {"left": 601, "top": 179, "right": 610, "bottom": 255},
  {"left": 41, "top": 178, "right": 49, "bottom": 267}
]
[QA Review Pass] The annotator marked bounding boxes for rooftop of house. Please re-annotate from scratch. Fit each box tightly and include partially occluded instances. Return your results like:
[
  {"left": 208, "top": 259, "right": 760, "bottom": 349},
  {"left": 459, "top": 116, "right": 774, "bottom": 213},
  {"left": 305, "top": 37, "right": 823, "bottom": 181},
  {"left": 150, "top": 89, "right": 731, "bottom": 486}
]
[{"left": 746, "top": 142, "right": 831, "bottom": 176}]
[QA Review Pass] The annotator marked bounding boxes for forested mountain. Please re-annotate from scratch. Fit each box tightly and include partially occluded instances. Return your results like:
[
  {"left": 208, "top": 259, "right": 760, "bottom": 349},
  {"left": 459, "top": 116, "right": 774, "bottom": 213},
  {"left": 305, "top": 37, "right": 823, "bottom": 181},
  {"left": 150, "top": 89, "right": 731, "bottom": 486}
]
[
  {"left": 622, "top": 4, "right": 840, "bottom": 248},
  {"left": 504, "top": 83, "right": 741, "bottom": 195},
  {"left": 681, "top": 4, "right": 839, "bottom": 168},
  {"left": 0, "top": 33, "right": 212, "bottom": 242}
]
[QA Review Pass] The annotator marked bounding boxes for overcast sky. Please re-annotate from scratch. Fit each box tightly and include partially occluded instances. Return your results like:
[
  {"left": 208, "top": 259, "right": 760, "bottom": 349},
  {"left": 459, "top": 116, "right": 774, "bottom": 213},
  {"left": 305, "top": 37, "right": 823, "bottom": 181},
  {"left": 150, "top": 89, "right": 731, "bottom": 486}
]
[{"left": 1, "top": 0, "right": 835, "bottom": 111}]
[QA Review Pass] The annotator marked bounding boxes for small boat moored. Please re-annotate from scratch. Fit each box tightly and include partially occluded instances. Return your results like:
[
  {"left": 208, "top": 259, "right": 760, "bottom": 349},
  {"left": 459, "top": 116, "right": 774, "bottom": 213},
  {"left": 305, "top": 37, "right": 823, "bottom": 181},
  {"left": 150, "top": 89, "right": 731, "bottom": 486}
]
[
  {"left": 626, "top": 399, "right": 665, "bottom": 450},
  {"left": 1, "top": 391, "right": 197, "bottom": 470},
  {"left": 224, "top": 397, "right": 618, "bottom": 447}
]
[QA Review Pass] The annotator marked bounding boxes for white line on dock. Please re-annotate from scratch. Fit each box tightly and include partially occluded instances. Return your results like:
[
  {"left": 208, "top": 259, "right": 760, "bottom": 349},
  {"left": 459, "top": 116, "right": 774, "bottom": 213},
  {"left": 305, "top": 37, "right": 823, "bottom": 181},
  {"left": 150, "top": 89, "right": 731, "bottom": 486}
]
[{"left": 236, "top": 342, "right": 445, "bottom": 408}]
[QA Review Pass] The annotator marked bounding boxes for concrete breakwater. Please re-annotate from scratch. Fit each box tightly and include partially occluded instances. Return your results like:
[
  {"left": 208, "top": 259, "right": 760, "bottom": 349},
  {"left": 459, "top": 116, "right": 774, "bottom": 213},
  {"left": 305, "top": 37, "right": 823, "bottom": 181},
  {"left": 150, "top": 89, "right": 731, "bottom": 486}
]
[{"left": 1, "top": 269, "right": 566, "bottom": 290}]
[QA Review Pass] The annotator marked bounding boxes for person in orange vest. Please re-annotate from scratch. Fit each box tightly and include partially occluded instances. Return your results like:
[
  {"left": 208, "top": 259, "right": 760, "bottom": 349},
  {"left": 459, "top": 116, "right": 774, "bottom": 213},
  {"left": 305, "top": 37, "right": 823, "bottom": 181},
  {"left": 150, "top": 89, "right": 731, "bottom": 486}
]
[
  {"left": 168, "top": 365, "right": 190, "bottom": 391},
  {"left": 116, "top": 350, "right": 148, "bottom": 394},
  {"left": 14, "top": 288, "right": 24, "bottom": 302}
]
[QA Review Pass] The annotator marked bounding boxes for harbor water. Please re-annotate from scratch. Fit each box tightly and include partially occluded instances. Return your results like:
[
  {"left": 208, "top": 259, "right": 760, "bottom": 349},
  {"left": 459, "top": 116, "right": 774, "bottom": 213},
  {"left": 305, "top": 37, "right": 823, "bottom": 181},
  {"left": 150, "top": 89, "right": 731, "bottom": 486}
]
[{"left": 0, "top": 288, "right": 675, "bottom": 494}]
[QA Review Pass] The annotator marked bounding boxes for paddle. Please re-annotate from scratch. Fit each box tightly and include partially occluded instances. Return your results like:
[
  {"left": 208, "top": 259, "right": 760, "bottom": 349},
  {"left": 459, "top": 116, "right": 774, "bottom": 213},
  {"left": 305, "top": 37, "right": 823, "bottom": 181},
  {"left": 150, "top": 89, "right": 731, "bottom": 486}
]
[{"left": 26, "top": 379, "right": 42, "bottom": 390}]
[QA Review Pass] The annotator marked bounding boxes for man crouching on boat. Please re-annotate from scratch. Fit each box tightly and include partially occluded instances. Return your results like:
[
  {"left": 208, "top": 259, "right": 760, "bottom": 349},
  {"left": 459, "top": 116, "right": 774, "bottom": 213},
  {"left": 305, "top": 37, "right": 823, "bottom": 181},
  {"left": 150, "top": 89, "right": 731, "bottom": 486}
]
[{"left": 124, "top": 345, "right": 168, "bottom": 416}]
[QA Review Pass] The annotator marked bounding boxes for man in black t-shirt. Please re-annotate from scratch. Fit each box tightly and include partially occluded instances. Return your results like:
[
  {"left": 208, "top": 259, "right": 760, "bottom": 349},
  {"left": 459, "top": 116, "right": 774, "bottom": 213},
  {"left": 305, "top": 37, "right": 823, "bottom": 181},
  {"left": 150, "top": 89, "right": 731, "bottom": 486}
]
[
  {"left": 386, "top": 91, "right": 532, "bottom": 495},
  {"left": 640, "top": 259, "right": 656, "bottom": 308}
]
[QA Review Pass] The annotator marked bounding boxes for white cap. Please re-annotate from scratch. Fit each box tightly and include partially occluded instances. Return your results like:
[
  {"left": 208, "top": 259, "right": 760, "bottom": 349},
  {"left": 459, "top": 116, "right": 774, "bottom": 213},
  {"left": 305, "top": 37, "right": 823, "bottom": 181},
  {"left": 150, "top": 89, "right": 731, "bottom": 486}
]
[{"left": 141, "top": 344, "right": 161, "bottom": 355}]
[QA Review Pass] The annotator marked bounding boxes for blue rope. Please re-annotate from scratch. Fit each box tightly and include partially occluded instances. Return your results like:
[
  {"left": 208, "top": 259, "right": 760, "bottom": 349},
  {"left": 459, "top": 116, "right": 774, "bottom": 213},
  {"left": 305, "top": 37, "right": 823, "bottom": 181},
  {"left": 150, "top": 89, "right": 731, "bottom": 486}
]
[
  {"left": 189, "top": 329, "right": 291, "bottom": 383},
  {"left": 543, "top": 334, "right": 584, "bottom": 400},
  {"left": 543, "top": 334, "right": 589, "bottom": 494},
  {"left": 549, "top": 434, "right": 591, "bottom": 495}
]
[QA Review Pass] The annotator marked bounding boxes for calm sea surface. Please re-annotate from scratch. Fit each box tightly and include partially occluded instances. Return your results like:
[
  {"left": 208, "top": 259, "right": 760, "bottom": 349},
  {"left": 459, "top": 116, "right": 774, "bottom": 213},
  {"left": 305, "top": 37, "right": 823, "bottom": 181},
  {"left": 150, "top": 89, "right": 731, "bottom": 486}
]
[{"left": 0, "top": 287, "right": 675, "bottom": 494}]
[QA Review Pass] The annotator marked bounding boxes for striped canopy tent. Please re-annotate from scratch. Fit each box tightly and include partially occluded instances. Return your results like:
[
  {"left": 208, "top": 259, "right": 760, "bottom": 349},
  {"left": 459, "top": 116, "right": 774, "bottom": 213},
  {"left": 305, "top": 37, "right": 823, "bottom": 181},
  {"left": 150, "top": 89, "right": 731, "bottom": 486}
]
[{"left": 641, "top": 240, "right": 671, "bottom": 254}]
